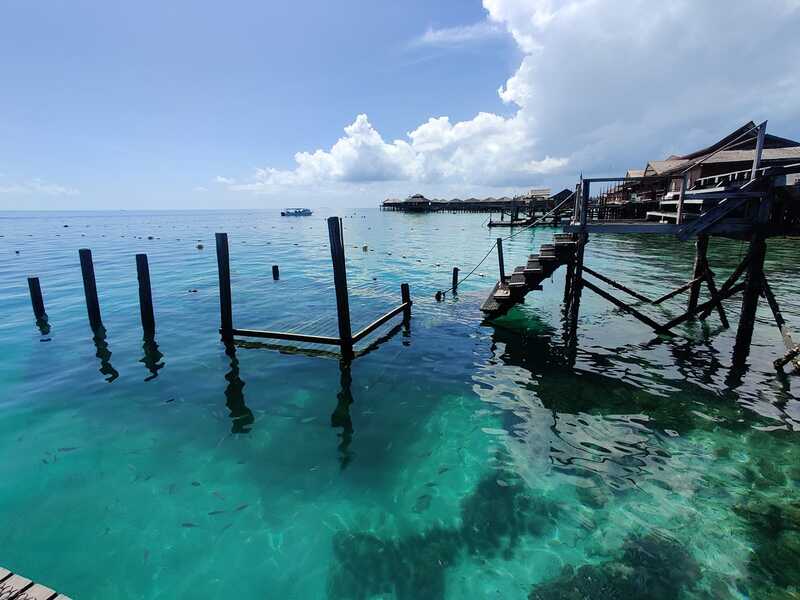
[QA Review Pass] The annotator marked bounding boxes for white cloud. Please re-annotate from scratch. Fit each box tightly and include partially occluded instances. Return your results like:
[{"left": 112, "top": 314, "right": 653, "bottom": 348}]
[
  {"left": 411, "top": 21, "right": 503, "bottom": 47},
  {"left": 222, "top": 0, "right": 800, "bottom": 195},
  {"left": 0, "top": 178, "right": 79, "bottom": 196},
  {"left": 215, "top": 175, "right": 236, "bottom": 185},
  {"left": 193, "top": 186, "right": 208, "bottom": 192}
]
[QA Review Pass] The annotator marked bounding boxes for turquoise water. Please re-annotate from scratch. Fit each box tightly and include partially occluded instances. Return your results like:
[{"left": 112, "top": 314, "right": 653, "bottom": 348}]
[{"left": 1, "top": 209, "right": 798, "bottom": 599}]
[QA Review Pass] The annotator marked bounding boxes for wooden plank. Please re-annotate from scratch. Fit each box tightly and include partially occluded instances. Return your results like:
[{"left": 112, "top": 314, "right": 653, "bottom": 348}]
[
  {"left": 0, "top": 574, "right": 33, "bottom": 597},
  {"left": 230, "top": 328, "right": 341, "bottom": 345},
  {"left": 24, "top": 583, "right": 59, "bottom": 600},
  {"left": 0, "top": 568, "right": 10, "bottom": 581},
  {"left": 652, "top": 273, "right": 706, "bottom": 305},
  {"left": 582, "top": 266, "right": 653, "bottom": 303},
  {"left": 704, "top": 270, "right": 729, "bottom": 328},
  {"left": 582, "top": 279, "right": 668, "bottom": 334},
  {"left": 352, "top": 302, "right": 410, "bottom": 343}
]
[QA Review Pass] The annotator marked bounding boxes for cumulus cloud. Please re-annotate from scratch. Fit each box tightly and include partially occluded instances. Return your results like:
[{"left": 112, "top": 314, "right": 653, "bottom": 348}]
[
  {"left": 410, "top": 21, "right": 503, "bottom": 47},
  {"left": 223, "top": 0, "right": 800, "bottom": 194},
  {"left": 0, "top": 178, "right": 79, "bottom": 196}
]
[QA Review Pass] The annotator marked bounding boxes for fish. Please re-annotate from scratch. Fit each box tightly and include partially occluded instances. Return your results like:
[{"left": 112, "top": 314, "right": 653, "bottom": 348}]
[
  {"left": 208, "top": 510, "right": 226, "bottom": 516},
  {"left": 58, "top": 447, "right": 78, "bottom": 452},
  {"left": 191, "top": 481, "right": 201, "bottom": 487},
  {"left": 181, "top": 522, "right": 198, "bottom": 528},
  {"left": 234, "top": 504, "right": 249, "bottom": 512}
]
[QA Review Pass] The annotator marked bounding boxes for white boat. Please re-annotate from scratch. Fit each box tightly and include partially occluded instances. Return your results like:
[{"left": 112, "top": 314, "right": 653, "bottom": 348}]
[{"left": 281, "top": 208, "right": 313, "bottom": 216}]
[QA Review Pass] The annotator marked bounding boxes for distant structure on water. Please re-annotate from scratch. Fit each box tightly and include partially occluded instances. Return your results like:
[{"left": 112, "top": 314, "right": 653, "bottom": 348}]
[{"left": 381, "top": 188, "right": 553, "bottom": 214}]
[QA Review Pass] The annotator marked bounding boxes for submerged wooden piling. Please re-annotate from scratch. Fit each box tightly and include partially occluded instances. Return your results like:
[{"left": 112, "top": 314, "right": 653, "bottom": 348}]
[
  {"left": 328, "top": 217, "right": 353, "bottom": 359},
  {"left": 215, "top": 233, "right": 233, "bottom": 340},
  {"left": 452, "top": 267, "right": 459, "bottom": 294},
  {"left": 401, "top": 283, "right": 411, "bottom": 325},
  {"left": 272, "top": 265, "right": 280, "bottom": 280},
  {"left": 733, "top": 234, "right": 767, "bottom": 366},
  {"left": 687, "top": 234, "right": 709, "bottom": 312},
  {"left": 136, "top": 253, "right": 156, "bottom": 336},
  {"left": 497, "top": 238, "right": 506, "bottom": 283},
  {"left": 27, "top": 277, "right": 46, "bottom": 321},
  {"left": 79, "top": 248, "right": 102, "bottom": 329}
]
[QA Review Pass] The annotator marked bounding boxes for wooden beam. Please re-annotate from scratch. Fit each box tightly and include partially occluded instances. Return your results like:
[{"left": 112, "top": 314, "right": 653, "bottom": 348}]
[
  {"left": 698, "top": 252, "right": 749, "bottom": 319},
  {"left": 352, "top": 302, "right": 410, "bottom": 343},
  {"left": 401, "top": 283, "right": 411, "bottom": 325},
  {"left": 230, "top": 328, "right": 341, "bottom": 345},
  {"left": 496, "top": 237, "right": 506, "bottom": 283},
  {"left": 761, "top": 275, "right": 796, "bottom": 353},
  {"left": 582, "top": 278, "right": 669, "bottom": 334},
  {"left": 704, "top": 270, "right": 729, "bottom": 328},
  {"left": 79, "top": 248, "right": 102, "bottom": 330},
  {"left": 27, "top": 276, "right": 46, "bottom": 321},
  {"left": 688, "top": 234, "right": 709, "bottom": 312},
  {"left": 652, "top": 273, "right": 706, "bottom": 305},
  {"left": 582, "top": 265, "right": 653, "bottom": 303},
  {"left": 662, "top": 282, "right": 746, "bottom": 332}
]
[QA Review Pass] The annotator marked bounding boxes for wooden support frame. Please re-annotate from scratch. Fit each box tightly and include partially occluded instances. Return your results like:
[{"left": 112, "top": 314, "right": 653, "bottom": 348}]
[
  {"left": 582, "top": 279, "right": 670, "bottom": 334},
  {"left": 662, "top": 282, "right": 746, "bottom": 331},
  {"left": 582, "top": 266, "right": 653, "bottom": 304},
  {"left": 760, "top": 274, "right": 800, "bottom": 371},
  {"left": 652, "top": 273, "right": 707, "bottom": 305},
  {"left": 214, "top": 226, "right": 412, "bottom": 359},
  {"left": 687, "top": 234, "right": 709, "bottom": 312}
]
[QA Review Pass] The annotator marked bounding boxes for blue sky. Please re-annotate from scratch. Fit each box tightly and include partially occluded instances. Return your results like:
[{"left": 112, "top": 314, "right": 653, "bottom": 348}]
[{"left": 1, "top": 0, "right": 799, "bottom": 209}]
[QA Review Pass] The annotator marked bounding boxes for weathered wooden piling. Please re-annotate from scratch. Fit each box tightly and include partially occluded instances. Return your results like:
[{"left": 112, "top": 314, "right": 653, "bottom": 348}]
[
  {"left": 687, "top": 234, "right": 709, "bottom": 312},
  {"left": 135, "top": 254, "right": 156, "bottom": 336},
  {"left": 215, "top": 233, "right": 233, "bottom": 340},
  {"left": 327, "top": 217, "right": 353, "bottom": 359},
  {"left": 452, "top": 267, "right": 459, "bottom": 294},
  {"left": 272, "top": 265, "right": 280, "bottom": 280},
  {"left": 79, "top": 248, "right": 102, "bottom": 329},
  {"left": 733, "top": 234, "right": 767, "bottom": 366},
  {"left": 496, "top": 238, "right": 506, "bottom": 283},
  {"left": 401, "top": 283, "right": 411, "bottom": 325},
  {"left": 27, "top": 277, "right": 46, "bottom": 321}
]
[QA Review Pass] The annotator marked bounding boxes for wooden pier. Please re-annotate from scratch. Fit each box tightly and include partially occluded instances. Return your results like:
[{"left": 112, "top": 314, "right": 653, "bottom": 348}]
[
  {"left": 480, "top": 120, "right": 800, "bottom": 373},
  {"left": 0, "top": 567, "right": 71, "bottom": 600}
]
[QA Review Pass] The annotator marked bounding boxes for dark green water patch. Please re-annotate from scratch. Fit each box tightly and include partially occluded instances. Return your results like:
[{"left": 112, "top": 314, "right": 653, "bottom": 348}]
[
  {"left": 529, "top": 532, "right": 701, "bottom": 600},
  {"left": 328, "top": 474, "right": 559, "bottom": 599}
]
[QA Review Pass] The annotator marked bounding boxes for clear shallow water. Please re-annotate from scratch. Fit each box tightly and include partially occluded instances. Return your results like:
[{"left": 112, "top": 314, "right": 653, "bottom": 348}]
[{"left": 0, "top": 209, "right": 799, "bottom": 599}]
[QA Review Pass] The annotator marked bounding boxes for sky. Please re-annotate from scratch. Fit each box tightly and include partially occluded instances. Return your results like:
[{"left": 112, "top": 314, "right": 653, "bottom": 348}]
[{"left": 1, "top": 0, "right": 799, "bottom": 210}]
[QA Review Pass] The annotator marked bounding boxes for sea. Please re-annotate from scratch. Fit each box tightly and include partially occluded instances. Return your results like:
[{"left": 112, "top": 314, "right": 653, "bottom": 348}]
[{"left": 1, "top": 209, "right": 798, "bottom": 599}]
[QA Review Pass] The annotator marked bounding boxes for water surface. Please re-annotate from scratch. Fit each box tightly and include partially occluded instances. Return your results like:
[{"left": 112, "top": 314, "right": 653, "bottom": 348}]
[{"left": 1, "top": 209, "right": 798, "bottom": 599}]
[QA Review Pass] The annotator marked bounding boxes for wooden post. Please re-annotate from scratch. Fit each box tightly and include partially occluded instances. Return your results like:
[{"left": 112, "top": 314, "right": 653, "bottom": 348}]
[
  {"left": 215, "top": 233, "right": 233, "bottom": 340},
  {"left": 733, "top": 235, "right": 767, "bottom": 367},
  {"left": 496, "top": 238, "right": 506, "bottom": 283},
  {"left": 452, "top": 267, "right": 459, "bottom": 294},
  {"left": 676, "top": 173, "right": 688, "bottom": 225},
  {"left": 563, "top": 258, "right": 575, "bottom": 304},
  {"left": 327, "top": 217, "right": 353, "bottom": 359},
  {"left": 687, "top": 234, "right": 708, "bottom": 313},
  {"left": 272, "top": 265, "right": 280, "bottom": 280},
  {"left": 136, "top": 254, "right": 156, "bottom": 336},
  {"left": 79, "top": 248, "right": 102, "bottom": 330},
  {"left": 27, "top": 277, "right": 46, "bottom": 321},
  {"left": 749, "top": 121, "right": 766, "bottom": 181},
  {"left": 566, "top": 181, "right": 590, "bottom": 337},
  {"left": 401, "top": 283, "right": 411, "bottom": 325}
]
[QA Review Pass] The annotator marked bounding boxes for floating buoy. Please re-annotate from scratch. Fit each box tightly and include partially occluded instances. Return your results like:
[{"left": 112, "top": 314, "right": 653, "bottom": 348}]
[
  {"left": 362, "top": 245, "right": 368, "bottom": 252},
  {"left": 196, "top": 244, "right": 204, "bottom": 250}
]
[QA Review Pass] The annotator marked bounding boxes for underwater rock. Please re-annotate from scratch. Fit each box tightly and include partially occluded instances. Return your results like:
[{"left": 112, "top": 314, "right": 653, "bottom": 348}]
[{"left": 529, "top": 533, "right": 699, "bottom": 600}]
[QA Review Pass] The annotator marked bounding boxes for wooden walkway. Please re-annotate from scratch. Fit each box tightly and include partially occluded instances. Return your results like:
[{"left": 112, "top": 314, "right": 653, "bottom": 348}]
[
  {"left": 0, "top": 568, "right": 71, "bottom": 600},
  {"left": 480, "top": 233, "right": 577, "bottom": 317}
]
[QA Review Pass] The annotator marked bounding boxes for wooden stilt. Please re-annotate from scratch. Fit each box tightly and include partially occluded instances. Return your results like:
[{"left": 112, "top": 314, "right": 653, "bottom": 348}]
[
  {"left": 566, "top": 182, "right": 589, "bottom": 338},
  {"left": 662, "top": 282, "right": 746, "bottom": 332},
  {"left": 328, "top": 217, "right": 353, "bottom": 360},
  {"left": 687, "top": 234, "right": 709, "bottom": 312},
  {"left": 733, "top": 212, "right": 769, "bottom": 367},
  {"left": 135, "top": 254, "right": 156, "bottom": 336},
  {"left": 563, "top": 258, "right": 575, "bottom": 305},
  {"left": 761, "top": 275, "right": 799, "bottom": 370},
  {"left": 215, "top": 233, "right": 233, "bottom": 341},
  {"left": 496, "top": 238, "right": 506, "bottom": 283},
  {"left": 27, "top": 277, "right": 46, "bottom": 321},
  {"left": 79, "top": 248, "right": 102, "bottom": 330},
  {"left": 698, "top": 252, "right": 750, "bottom": 319},
  {"left": 272, "top": 265, "right": 280, "bottom": 280},
  {"left": 703, "top": 270, "right": 729, "bottom": 328},
  {"left": 452, "top": 267, "right": 459, "bottom": 294},
  {"left": 401, "top": 283, "right": 411, "bottom": 326}
]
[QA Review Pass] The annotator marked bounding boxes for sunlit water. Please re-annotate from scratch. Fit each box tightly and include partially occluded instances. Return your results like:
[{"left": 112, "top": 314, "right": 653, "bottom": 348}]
[{"left": 1, "top": 209, "right": 798, "bottom": 599}]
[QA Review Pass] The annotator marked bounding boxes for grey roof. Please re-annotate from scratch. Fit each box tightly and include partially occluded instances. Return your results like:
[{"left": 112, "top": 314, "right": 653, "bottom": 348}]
[{"left": 703, "top": 147, "right": 800, "bottom": 164}]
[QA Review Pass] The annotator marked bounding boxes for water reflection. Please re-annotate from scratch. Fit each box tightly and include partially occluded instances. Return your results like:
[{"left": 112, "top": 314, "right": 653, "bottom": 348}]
[
  {"left": 92, "top": 325, "right": 119, "bottom": 383},
  {"left": 223, "top": 342, "right": 253, "bottom": 434},
  {"left": 331, "top": 359, "right": 354, "bottom": 469},
  {"left": 140, "top": 335, "right": 165, "bottom": 381}
]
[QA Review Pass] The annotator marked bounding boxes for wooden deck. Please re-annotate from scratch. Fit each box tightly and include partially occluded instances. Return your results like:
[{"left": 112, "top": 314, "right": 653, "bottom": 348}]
[{"left": 0, "top": 567, "right": 71, "bottom": 600}]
